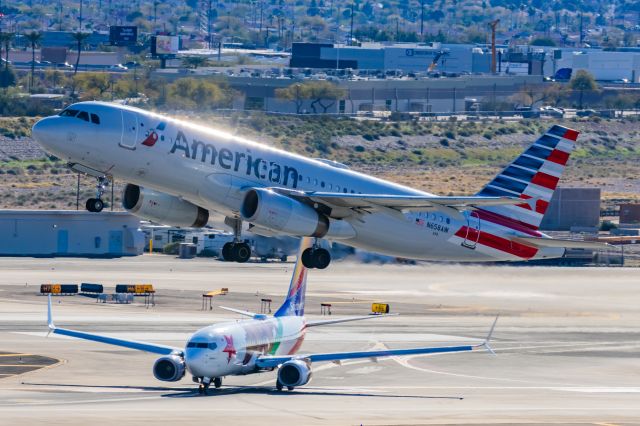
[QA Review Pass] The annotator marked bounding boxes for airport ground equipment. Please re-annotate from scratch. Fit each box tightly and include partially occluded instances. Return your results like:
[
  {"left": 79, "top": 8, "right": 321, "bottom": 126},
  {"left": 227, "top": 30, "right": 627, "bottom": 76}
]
[
  {"left": 320, "top": 303, "right": 332, "bottom": 315},
  {"left": 201, "top": 288, "right": 229, "bottom": 310},
  {"left": 260, "top": 298, "right": 272, "bottom": 314},
  {"left": 40, "top": 284, "right": 78, "bottom": 295},
  {"left": 371, "top": 303, "right": 390, "bottom": 314},
  {"left": 80, "top": 283, "right": 104, "bottom": 294},
  {"left": 45, "top": 237, "right": 497, "bottom": 394}
]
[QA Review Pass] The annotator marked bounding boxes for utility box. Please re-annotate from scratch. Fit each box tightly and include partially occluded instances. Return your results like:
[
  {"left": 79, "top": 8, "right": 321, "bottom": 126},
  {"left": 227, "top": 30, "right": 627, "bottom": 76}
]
[{"left": 179, "top": 243, "right": 197, "bottom": 259}]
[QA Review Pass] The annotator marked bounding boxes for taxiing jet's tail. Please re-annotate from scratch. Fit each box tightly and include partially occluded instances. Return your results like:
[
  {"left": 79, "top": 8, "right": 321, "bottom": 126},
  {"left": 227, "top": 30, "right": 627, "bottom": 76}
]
[
  {"left": 476, "top": 124, "right": 578, "bottom": 231},
  {"left": 274, "top": 237, "right": 314, "bottom": 317}
]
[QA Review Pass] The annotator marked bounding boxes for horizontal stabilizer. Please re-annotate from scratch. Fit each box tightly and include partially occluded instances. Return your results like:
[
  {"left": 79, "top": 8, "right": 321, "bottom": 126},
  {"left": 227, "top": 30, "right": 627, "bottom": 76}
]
[
  {"left": 512, "top": 236, "right": 612, "bottom": 250},
  {"left": 219, "top": 306, "right": 264, "bottom": 319}
]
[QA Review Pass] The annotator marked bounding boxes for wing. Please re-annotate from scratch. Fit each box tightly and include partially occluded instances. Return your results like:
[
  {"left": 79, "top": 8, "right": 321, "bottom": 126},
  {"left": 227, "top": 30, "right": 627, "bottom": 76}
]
[
  {"left": 47, "top": 295, "right": 182, "bottom": 356},
  {"left": 257, "top": 316, "right": 498, "bottom": 369},
  {"left": 306, "top": 313, "right": 397, "bottom": 327},
  {"left": 274, "top": 188, "right": 522, "bottom": 214},
  {"left": 511, "top": 236, "right": 612, "bottom": 250}
]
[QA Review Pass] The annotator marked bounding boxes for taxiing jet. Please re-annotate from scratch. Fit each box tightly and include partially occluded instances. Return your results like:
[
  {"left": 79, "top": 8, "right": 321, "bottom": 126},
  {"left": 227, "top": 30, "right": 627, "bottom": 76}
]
[
  {"left": 46, "top": 238, "right": 497, "bottom": 394},
  {"left": 32, "top": 102, "right": 607, "bottom": 268}
]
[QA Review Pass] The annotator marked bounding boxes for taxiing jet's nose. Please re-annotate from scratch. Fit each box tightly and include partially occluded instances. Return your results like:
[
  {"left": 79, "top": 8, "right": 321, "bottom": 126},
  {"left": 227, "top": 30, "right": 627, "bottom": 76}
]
[{"left": 31, "top": 116, "right": 64, "bottom": 150}]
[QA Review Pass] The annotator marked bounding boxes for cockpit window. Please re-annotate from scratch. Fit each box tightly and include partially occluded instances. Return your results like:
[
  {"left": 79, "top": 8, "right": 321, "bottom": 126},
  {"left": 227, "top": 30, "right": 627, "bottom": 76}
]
[
  {"left": 187, "top": 341, "right": 216, "bottom": 350},
  {"left": 90, "top": 113, "right": 100, "bottom": 124},
  {"left": 77, "top": 111, "right": 90, "bottom": 122},
  {"left": 59, "top": 109, "right": 79, "bottom": 117}
]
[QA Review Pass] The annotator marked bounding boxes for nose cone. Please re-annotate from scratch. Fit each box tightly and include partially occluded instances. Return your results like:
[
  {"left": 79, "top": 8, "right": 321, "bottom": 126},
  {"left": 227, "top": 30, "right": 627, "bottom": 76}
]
[{"left": 31, "top": 116, "right": 65, "bottom": 154}]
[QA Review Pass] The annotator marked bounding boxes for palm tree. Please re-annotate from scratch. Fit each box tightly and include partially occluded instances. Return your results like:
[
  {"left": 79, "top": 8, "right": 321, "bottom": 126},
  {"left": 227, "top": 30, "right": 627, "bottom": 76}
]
[
  {"left": 72, "top": 31, "right": 90, "bottom": 76},
  {"left": 0, "top": 32, "right": 14, "bottom": 71},
  {"left": 25, "top": 31, "right": 42, "bottom": 93},
  {"left": 70, "top": 32, "right": 90, "bottom": 98}
]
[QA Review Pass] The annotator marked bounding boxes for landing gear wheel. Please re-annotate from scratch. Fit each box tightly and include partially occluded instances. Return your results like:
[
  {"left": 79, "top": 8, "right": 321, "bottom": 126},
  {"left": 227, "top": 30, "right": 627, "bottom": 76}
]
[
  {"left": 86, "top": 198, "right": 104, "bottom": 213},
  {"left": 312, "top": 248, "right": 331, "bottom": 269},
  {"left": 233, "top": 242, "right": 251, "bottom": 263},
  {"left": 213, "top": 377, "right": 222, "bottom": 389},
  {"left": 198, "top": 384, "right": 205, "bottom": 395},
  {"left": 222, "top": 242, "right": 235, "bottom": 261},
  {"left": 276, "top": 380, "right": 283, "bottom": 391},
  {"left": 199, "top": 378, "right": 211, "bottom": 395},
  {"left": 287, "top": 386, "right": 295, "bottom": 391},
  {"left": 301, "top": 248, "right": 315, "bottom": 268}
]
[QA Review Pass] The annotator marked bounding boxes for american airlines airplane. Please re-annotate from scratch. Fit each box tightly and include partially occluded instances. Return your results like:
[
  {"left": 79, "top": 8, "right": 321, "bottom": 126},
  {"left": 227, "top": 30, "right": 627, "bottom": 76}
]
[
  {"left": 31, "top": 102, "right": 606, "bottom": 268},
  {"left": 46, "top": 238, "right": 497, "bottom": 394}
]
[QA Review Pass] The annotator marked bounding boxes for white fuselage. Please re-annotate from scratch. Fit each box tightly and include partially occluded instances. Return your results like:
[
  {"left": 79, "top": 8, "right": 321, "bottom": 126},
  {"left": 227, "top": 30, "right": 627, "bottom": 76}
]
[
  {"left": 32, "top": 102, "right": 564, "bottom": 262},
  {"left": 185, "top": 316, "right": 305, "bottom": 378}
]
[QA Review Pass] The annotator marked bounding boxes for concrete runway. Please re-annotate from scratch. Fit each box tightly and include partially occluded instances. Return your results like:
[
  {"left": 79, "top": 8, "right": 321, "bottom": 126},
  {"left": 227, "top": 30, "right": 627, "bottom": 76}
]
[{"left": 0, "top": 256, "right": 639, "bottom": 425}]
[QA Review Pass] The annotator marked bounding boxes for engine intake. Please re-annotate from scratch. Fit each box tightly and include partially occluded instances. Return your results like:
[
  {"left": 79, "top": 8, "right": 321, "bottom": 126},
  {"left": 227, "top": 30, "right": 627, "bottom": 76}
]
[
  {"left": 241, "top": 188, "right": 328, "bottom": 237},
  {"left": 123, "top": 184, "right": 209, "bottom": 228},
  {"left": 277, "top": 359, "right": 312, "bottom": 387},
  {"left": 153, "top": 355, "right": 185, "bottom": 382}
]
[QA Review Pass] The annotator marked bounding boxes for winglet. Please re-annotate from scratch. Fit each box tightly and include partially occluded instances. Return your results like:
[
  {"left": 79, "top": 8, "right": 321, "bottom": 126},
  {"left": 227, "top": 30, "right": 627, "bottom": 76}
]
[
  {"left": 47, "top": 294, "right": 55, "bottom": 335},
  {"left": 480, "top": 315, "right": 498, "bottom": 356}
]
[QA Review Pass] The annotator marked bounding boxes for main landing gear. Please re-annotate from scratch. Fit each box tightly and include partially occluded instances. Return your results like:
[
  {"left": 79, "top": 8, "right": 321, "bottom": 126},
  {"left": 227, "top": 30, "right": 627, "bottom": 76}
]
[
  {"left": 221, "top": 217, "right": 252, "bottom": 263},
  {"left": 301, "top": 242, "right": 331, "bottom": 270},
  {"left": 197, "top": 377, "right": 222, "bottom": 395},
  {"left": 86, "top": 175, "right": 109, "bottom": 213},
  {"left": 275, "top": 379, "right": 295, "bottom": 392}
]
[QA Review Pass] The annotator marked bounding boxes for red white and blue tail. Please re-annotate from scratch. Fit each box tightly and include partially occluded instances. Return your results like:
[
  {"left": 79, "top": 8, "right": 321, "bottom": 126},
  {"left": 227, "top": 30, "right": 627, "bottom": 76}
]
[
  {"left": 476, "top": 125, "right": 578, "bottom": 231},
  {"left": 274, "top": 237, "right": 313, "bottom": 317}
]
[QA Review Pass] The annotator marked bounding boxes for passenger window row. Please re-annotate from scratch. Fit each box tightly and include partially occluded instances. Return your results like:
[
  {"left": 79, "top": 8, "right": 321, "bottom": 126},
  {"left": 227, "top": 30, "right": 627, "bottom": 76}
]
[
  {"left": 298, "top": 173, "right": 361, "bottom": 194},
  {"left": 59, "top": 108, "right": 100, "bottom": 125}
]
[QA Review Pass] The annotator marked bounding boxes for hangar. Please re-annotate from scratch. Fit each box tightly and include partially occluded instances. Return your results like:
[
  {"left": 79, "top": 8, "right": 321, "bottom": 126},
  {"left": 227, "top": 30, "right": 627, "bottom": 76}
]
[{"left": 0, "top": 210, "right": 144, "bottom": 257}]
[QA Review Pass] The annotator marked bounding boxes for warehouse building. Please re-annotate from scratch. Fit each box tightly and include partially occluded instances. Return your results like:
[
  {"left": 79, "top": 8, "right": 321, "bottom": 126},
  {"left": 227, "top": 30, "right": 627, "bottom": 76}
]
[{"left": 0, "top": 210, "right": 144, "bottom": 257}]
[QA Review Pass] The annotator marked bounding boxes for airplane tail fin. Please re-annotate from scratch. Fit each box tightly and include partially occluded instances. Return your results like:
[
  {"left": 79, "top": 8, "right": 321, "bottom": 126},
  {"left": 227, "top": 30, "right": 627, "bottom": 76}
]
[
  {"left": 476, "top": 125, "right": 578, "bottom": 230},
  {"left": 273, "top": 237, "right": 314, "bottom": 317}
]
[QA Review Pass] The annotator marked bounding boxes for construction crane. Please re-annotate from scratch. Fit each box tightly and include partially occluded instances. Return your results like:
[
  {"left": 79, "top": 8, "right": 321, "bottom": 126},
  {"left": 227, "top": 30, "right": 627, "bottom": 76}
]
[
  {"left": 428, "top": 50, "right": 449, "bottom": 72},
  {"left": 489, "top": 19, "right": 500, "bottom": 74}
]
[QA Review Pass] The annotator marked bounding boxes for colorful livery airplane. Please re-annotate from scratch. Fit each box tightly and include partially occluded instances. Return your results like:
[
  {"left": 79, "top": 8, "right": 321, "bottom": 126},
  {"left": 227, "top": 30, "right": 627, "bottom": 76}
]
[
  {"left": 46, "top": 238, "right": 497, "bottom": 394},
  {"left": 32, "top": 102, "right": 608, "bottom": 268}
]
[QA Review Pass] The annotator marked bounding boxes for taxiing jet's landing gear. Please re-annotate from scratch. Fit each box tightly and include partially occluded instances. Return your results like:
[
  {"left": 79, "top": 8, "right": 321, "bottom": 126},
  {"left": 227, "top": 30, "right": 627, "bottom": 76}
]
[
  {"left": 213, "top": 377, "right": 222, "bottom": 389},
  {"left": 301, "top": 243, "right": 331, "bottom": 270},
  {"left": 86, "top": 175, "right": 109, "bottom": 213},
  {"left": 221, "top": 217, "right": 252, "bottom": 263},
  {"left": 198, "top": 377, "right": 212, "bottom": 395},
  {"left": 275, "top": 379, "right": 295, "bottom": 392}
]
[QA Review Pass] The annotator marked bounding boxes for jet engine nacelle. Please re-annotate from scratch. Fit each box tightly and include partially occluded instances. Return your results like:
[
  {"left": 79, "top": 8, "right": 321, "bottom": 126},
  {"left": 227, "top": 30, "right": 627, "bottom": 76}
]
[
  {"left": 123, "top": 184, "right": 209, "bottom": 228},
  {"left": 153, "top": 355, "right": 186, "bottom": 382},
  {"left": 241, "top": 188, "right": 355, "bottom": 239},
  {"left": 277, "top": 359, "right": 312, "bottom": 387}
]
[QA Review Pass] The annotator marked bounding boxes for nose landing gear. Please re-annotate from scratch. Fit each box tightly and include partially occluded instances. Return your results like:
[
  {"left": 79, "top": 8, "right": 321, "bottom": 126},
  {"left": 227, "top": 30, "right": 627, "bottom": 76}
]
[
  {"left": 197, "top": 377, "right": 222, "bottom": 395},
  {"left": 86, "top": 176, "right": 110, "bottom": 213}
]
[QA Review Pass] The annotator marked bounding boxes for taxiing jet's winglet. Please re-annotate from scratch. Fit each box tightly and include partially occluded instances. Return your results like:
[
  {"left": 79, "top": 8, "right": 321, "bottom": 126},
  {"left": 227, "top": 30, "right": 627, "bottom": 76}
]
[{"left": 481, "top": 315, "right": 499, "bottom": 356}]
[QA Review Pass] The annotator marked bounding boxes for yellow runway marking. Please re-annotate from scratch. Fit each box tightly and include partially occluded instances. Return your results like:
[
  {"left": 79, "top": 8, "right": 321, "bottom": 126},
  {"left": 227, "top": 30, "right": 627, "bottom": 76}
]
[{"left": 0, "top": 354, "right": 33, "bottom": 357}]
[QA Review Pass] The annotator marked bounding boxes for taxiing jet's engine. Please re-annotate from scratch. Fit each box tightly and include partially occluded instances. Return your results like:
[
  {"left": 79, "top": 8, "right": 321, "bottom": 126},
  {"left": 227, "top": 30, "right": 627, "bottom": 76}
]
[
  {"left": 277, "top": 359, "right": 312, "bottom": 387},
  {"left": 153, "top": 355, "right": 186, "bottom": 382},
  {"left": 123, "top": 184, "right": 209, "bottom": 228},
  {"left": 241, "top": 188, "right": 355, "bottom": 239}
]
